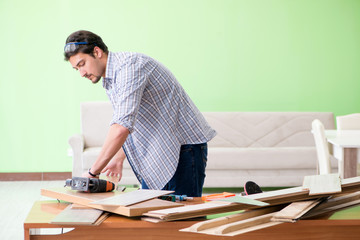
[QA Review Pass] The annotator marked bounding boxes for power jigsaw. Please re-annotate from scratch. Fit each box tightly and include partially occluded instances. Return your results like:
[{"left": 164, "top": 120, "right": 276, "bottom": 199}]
[{"left": 65, "top": 177, "right": 115, "bottom": 193}]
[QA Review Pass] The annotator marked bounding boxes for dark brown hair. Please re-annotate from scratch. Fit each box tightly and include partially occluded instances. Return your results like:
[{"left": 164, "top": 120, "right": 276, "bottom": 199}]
[{"left": 64, "top": 30, "right": 108, "bottom": 61}]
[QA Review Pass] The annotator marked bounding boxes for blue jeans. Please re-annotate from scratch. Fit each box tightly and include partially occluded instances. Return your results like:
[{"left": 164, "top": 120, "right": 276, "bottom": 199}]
[{"left": 142, "top": 143, "right": 208, "bottom": 197}]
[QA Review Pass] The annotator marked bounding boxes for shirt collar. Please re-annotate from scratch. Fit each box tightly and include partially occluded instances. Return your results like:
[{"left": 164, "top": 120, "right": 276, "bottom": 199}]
[{"left": 103, "top": 51, "right": 114, "bottom": 90}]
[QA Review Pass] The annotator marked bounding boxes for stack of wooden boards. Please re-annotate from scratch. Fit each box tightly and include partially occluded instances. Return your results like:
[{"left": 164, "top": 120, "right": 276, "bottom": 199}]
[
  {"left": 42, "top": 174, "right": 360, "bottom": 237},
  {"left": 177, "top": 174, "right": 360, "bottom": 237},
  {"left": 41, "top": 188, "right": 182, "bottom": 225}
]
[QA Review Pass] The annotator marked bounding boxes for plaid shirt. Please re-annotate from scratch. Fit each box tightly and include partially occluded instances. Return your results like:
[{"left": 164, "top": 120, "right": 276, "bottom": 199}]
[{"left": 103, "top": 52, "right": 216, "bottom": 189}]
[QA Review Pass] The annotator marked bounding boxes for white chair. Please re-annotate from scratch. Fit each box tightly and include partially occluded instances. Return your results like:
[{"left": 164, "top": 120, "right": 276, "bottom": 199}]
[
  {"left": 311, "top": 119, "right": 331, "bottom": 175},
  {"left": 336, "top": 113, "right": 360, "bottom": 130}
]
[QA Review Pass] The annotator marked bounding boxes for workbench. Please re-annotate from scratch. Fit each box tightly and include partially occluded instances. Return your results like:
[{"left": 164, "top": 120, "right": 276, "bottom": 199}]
[{"left": 24, "top": 200, "right": 360, "bottom": 240}]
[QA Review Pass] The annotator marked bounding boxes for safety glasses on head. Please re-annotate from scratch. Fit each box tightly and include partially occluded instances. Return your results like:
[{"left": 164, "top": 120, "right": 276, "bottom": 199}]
[{"left": 64, "top": 42, "right": 89, "bottom": 53}]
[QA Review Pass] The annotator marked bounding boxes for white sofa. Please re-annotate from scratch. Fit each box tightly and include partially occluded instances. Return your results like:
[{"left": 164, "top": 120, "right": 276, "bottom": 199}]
[
  {"left": 203, "top": 112, "right": 336, "bottom": 187},
  {"left": 68, "top": 102, "right": 336, "bottom": 188}
]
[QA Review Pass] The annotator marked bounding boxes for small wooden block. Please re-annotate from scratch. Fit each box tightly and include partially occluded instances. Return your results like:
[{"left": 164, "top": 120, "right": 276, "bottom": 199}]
[{"left": 302, "top": 173, "right": 342, "bottom": 196}]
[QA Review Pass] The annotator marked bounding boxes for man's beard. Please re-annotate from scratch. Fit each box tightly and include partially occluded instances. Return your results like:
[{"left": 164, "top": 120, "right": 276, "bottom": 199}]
[{"left": 91, "top": 75, "right": 102, "bottom": 84}]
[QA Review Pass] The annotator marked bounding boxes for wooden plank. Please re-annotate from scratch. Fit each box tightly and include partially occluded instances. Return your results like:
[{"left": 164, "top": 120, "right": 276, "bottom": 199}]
[
  {"left": 186, "top": 205, "right": 283, "bottom": 232},
  {"left": 215, "top": 212, "right": 276, "bottom": 234},
  {"left": 304, "top": 199, "right": 360, "bottom": 219},
  {"left": 50, "top": 205, "right": 103, "bottom": 225},
  {"left": 271, "top": 199, "right": 323, "bottom": 223},
  {"left": 217, "top": 196, "right": 269, "bottom": 207},
  {"left": 143, "top": 201, "right": 246, "bottom": 222},
  {"left": 41, "top": 188, "right": 182, "bottom": 217},
  {"left": 90, "top": 189, "right": 173, "bottom": 206},
  {"left": 302, "top": 174, "right": 341, "bottom": 195},
  {"left": 181, "top": 212, "right": 282, "bottom": 237},
  {"left": 302, "top": 192, "right": 360, "bottom": 219}
]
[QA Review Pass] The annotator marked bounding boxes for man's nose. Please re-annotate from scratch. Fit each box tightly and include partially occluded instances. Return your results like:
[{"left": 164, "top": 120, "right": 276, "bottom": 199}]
[{"left": 80, "top": 68, "right": 87, "bottom": 77}]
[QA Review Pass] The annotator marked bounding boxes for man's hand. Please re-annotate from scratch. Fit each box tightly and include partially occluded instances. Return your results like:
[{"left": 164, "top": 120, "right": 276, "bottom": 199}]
[{"left": 101, "top": 157, "right": 124, "bottom": 182}]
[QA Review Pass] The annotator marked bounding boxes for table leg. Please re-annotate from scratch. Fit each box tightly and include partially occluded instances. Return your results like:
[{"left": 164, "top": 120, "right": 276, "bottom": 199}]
[
  {"left": 333, "top": 146, "right": 344, "bottom": 179},
  {"left": 24, "top": 226, "right": 30, "bottom": 240},
  {"left": 344, "top": 148, "right": 358, "bottom": 178}
]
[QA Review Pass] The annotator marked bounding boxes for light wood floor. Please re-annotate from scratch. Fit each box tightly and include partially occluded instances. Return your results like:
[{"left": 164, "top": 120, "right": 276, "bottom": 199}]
[{"left": 0, "top": 180, "right": 64, "bottom": 240}]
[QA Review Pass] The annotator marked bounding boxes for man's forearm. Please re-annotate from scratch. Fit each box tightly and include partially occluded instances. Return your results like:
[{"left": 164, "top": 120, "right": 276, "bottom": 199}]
[{"left": 89, "top": 124, "right": 129, "bottom": 175}]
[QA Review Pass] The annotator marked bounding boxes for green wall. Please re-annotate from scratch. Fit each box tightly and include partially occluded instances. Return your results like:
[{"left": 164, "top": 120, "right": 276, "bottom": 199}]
[{"left": 1, "top": 0, "right": 360, "bottom": 172}]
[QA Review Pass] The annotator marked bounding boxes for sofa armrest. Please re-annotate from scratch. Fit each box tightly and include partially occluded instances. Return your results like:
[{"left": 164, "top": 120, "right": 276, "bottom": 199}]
[{"left": 68, "top": 134, "right": 85, "bottom": 177}]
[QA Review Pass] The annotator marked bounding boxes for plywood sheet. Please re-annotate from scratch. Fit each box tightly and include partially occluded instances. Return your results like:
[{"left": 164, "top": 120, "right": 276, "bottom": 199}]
[
  {"left": 50, "top": 204, "right": 104, "bottom": 225},
  {"left": 41, "top": 188, "right": 182, "bottom": 217},
  {"left": 90, "top": 189, "right": 174, "bottom": 206},
  {"left": 303, "top": 174, "right": 342, "bottom": 195}
]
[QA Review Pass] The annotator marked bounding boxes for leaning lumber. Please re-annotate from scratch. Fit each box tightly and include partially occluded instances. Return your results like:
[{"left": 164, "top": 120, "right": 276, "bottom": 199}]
[{"left": 271, "top": 199, "right": 324, "bottom": 223}]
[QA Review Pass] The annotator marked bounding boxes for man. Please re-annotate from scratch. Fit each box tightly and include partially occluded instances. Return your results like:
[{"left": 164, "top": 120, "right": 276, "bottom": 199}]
[{"left": 64, "top": 30, "right": 216, "bottom": 197}]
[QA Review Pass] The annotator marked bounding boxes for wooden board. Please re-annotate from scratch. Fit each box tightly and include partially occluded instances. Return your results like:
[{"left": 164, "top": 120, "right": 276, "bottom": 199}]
[
  {"left": 302, "top": 173, "right": 342, "bottom": 195},
  {"left": 41, "top": 188, "right": 182, "bottom": 217},
  {"left": 50, "top": 204, "right": 104, "bottom": 225},
  {"left": 271, "top": 199, "right": 323, "bottom": 222},
  {"left": 302, "top": 192, "right": 360, "bottom": 219},
  {"left": 143, "top": 201, "right": 245, "bottom": 222},
  {"left": 218, "top": 196, "right": 269, "bottom": 206},
  {"left": 181, "top": 211, "right": 282, "bottom": 236},
  {"left": 90, "top": 189, "right": 174, "bottom": 206},
  {"left": 186, "top": 205, "right": 283, "bottom": 232}
]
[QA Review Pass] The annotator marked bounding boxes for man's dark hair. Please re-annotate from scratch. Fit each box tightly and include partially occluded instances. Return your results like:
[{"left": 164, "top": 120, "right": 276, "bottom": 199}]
[{"left": 64, "top": 30, "right": 108, "bottom": 61}]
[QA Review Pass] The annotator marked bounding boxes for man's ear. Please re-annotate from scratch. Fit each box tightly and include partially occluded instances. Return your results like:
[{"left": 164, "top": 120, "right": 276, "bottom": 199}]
[{"left": 93, "top": 46, "right": 103, "bottom": 58}]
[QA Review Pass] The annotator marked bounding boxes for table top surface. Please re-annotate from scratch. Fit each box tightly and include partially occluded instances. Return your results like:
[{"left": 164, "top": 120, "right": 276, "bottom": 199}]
[
  {"left": 24, "top": 200, "right": 360, "bottom": 240},
  {"left": 25, "top": 199, "right": 360, "bottom": 225},
  {"left": 325, "top": 130, "right": 360, "bottom": 147}
]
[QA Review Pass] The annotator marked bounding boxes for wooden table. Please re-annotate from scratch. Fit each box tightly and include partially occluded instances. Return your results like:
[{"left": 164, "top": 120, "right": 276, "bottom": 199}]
[
  {"left": 325, "top": 130, "right": 360, "bottom": 178},
  {"left": 24, "top": 200, "right": 360, "bottom": 240}
]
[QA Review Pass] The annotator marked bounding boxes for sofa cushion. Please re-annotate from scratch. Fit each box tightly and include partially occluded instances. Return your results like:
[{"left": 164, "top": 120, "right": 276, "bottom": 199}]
[
  {"left": 81, "top": 102, "right": 113, "bottom": 148},
  {"left": 203, "top": 112, "right": 335, "bottom": 148}
]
